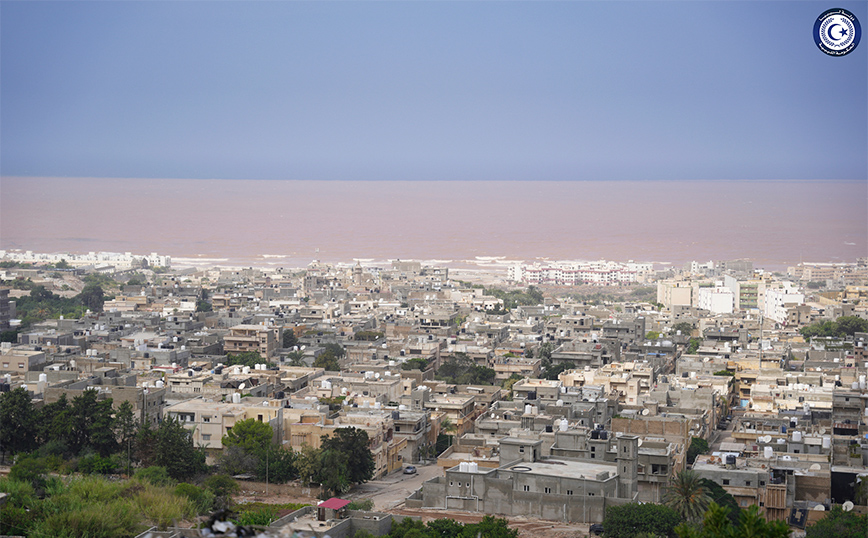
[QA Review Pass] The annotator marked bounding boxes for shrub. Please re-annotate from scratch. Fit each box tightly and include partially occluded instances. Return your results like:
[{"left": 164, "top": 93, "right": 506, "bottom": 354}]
[
  {"left": 234, "top": 505, "right": 277, "bottom": 526},
  {"left": 202, "top": 474, "right": 239, "bottom": 509},
  {"left": 134, "top": 466, "right": 174, "bottom": 487},
  {"left": 77, "top": 453, "right": 120, "bottom": 475},
  {"left": 175, "top": 482, "right": 215, "bottom": 515},
  {"left": 347, "top": 498, "right": 374, "bottom": 511},
  {"left": 9, "top": 456, "right": 50, "bottom": 489},
  {"left": 133, "top": 484, "right": 197, "bottom": 530}
]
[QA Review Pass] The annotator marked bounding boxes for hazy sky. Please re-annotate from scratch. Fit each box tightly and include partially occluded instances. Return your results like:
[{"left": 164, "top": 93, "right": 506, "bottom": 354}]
[{"left": 2, "top": 1, "right": 866, "bottom": 181}]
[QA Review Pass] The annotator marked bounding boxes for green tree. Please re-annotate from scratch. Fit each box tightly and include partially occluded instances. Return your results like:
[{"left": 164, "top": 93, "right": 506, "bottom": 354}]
[
  {"left": 286, "top": 350, "right": 306, "bottom": 366},
  {"left": 256, "top": 444, "right": 298, "bottom": 483},
  {"left": 676, "top": 503, "right": 789, "bottom": 538},
  {"left": 699, "top": 479, "right": 740, "bottom": 526},
  {"left": 222, "top": 418, "right": 273, "bottom": 455},
  {"left": 68, "top": 389, "right": 117, "bottom": 456},
  {"left": 604, "top": 503, "right": 682, "bottom": 538},
  {"left": 314, "top": 350, "right": 341, "bottom": 371},
  {"left": 800, "top": 316, "right": 868, "bottom": 340},
  {"left": 218, "top": 445, "right": 259, "bottom": 476},
  {"left": 296, "top": 444, "right": 323, "bottom": 487},
  {"left": 323, "top": 343, "right": 346, "bottom": 359},
  {"left": 196, "top": 299, "right": 212, "bottom": 312},
  {"left": 283, "top": 329, "right": 298, "bottom": 348},
  {"left": 203, "top": 474, "right": 239, "bottom": 510},
  {"left": 402, "top": 357, "right": 430, "bottom": 371},
  {"left": 664, "top": 470, "right": 711, "bottom": 522},
  {"left": 672, "top": 322, "right": 694, "bottom": 336},
  {"left": 464, "top": 515, "right": 519, "bottom": 538},
  {"left": 0, "top": 387, "right": 38, "bottom": 461},
  {"left": 687, "top": 337, "right": 702, "bottom": 354},
  {"left": 542, "top": 361, "right": 572, "bottom": 380},
  {"left": 321, "top": 427, "right": 375, "bottom": 486},
  {"left": 151, "top": 417, "right": 208, "bottom": 481},
  {"left": 318, "top": 447, "right": 350, "bottom": 497},
  {"left": 687, "top": 437, "right": 710, "bottom": 465},
  {"left": 646, "top": 331, "right": 662, "bottom": 340},
  {"left": 805, "top": 505, "right": 868, "bottom": 538},
  {"left": 114, "top": 400, "right": 137, "bottom": 449},
  {"left": 77, "top": 283, "right": 106, "bottom": 311},
  {"left": 226, "top": 351, "right": 267, "bottom": 368}
]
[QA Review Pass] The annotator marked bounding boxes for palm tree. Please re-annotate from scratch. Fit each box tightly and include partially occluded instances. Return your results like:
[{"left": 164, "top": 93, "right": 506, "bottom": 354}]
[{"left": 664, "top": 469, "right": 711, "bottom": 522}]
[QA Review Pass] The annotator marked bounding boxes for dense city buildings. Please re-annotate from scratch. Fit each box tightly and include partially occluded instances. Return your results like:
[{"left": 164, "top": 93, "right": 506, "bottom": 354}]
[{"left": 1, "top": 250, "right": 867, "bottom": 535}]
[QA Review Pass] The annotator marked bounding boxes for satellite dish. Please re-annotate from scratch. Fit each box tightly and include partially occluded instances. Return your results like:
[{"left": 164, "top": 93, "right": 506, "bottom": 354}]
[
  {"left": 842, "top": 501, "right": 854, "bottom": 512},
  {"left": 638, "top": 439, "right": 643, "bottom": 447},
  {"left": 642, "top": 409, "right": 650, "bottom": 416},
  {"left": 813, "top": 505, "right": 825, "bottom": 511},
  {"left": 238, "top": 383, "right": 246, "bottom": 390},
  {"left": 819, "top": 428, "right": 826, "bottom": 435},
  {"left": 809, "top": 464, "right": 822, "bottom": 471}
]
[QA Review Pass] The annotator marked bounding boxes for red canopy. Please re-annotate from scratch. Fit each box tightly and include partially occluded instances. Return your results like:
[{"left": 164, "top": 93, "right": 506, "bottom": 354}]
[{"left": 319, "top": 498, "right": 351, "bottom": 510}]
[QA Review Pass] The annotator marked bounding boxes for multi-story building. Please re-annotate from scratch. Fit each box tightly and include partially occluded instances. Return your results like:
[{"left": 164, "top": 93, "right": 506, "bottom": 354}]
[
  {"left": 223, "top": 324, "right": 279, "bottom": 358},
  {"left": 412, "top": 434, "right": 640, "bottom": 523}
]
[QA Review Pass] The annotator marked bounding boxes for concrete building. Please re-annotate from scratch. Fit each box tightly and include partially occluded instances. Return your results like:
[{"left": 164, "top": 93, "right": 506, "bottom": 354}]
[
  {"left": 764, "top": 284, "right": 804, "bottom": 325},
  {"left": 411, "top": 433, "right": 639, "bottom": 523},
  {"left": 223, "top": 324, "right": 279, "bottom": 358}
]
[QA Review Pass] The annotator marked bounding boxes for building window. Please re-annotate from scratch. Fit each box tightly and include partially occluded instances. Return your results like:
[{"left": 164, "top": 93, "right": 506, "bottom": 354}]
[
  {"left": 591, "top": 446, "right": 595, "bottom": 452},
  {"left": 2, "top": 363, "right": 8, "bottom": 368},
  {"left": 203, "top": 417, "right": 210, "bottom": 423},
  {"left": 589, "top": 492, "right": 595, "bottom": 496},
  {"left": 759, "top": 480, "right": 765, "bottom": 486},
  {"left": 450, "top": 482, "right": 453, "bottom": 486},
  {"left": 723, "top": 479, "right": 730, "bottom": 485},
  {"left": 18, "top": 363, "right": 24, "bottom": 369},
  {"left": 745, "top": 481, "right": 751, "bottom": 486},
  {"left": 202, "top": 434, "right": 211, "bottom": 441},
  {"left": 591, "top": 453, "right": 595, "bottom": 459},
  {"left": 567, "top": 490, "right": 573, "bottom": 496},
  {"left": 523, "top": 485, "right": 530, "bottom": 492},
  {"left": 519, "top": 446, "right": 525, "bottom": 453},
  {"left": 544, "top": 487, "right": 552, "bottom": 494}
]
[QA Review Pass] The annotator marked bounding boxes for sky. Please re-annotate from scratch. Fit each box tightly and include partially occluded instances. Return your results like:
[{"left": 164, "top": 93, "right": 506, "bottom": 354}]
[{"left": 1, "top": 1, "right": 866, "bottom": 182}]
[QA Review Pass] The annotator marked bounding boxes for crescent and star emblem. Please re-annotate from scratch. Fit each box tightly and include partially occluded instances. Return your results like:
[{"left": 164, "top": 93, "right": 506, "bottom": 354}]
[{"left": 826, "top": 23, "right": 847, "bottom": 41}]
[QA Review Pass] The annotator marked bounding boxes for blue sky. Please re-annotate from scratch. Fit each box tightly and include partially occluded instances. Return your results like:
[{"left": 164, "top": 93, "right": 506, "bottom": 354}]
[{"left": 2, "top": 1, "right": 866, "bottom": 181}]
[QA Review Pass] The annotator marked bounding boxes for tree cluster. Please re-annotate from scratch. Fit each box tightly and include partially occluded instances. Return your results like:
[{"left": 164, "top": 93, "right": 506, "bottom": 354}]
[
  {"left": 675, "top": 503, "right": 788, "bottom": 538},
  {"left": 295, "top": 427, "right": 375, "bottom": 497},
  {"left": 0, "top": 387, "right": 207, "bottom": 481},
  {"left": 385, "top": 515, "right": 518, "bottom": 538},
  {"left": 217, "top": 418, "right": 298, "bottom": 484},
  {"left": 603, "top": 502, "right": 682, "bottom": 538},
  {"left": 484, "top": 286, "right": 544, "bottom": 310},
  {"left": 313, "top": 343, "right": 346, "bottom": 371},
  {"left": 436, "top": 353, "right": 496, "bottom": 385},
  {"left": 686, "top": 438, "right": 710, "bottom": 465},
  {"left": 226, "top": 351, "right": 272, "bottom": 369},
  {"left": 11, "top": 283, "right": 105, "bottom": 329},
  {"left": 799, "top": 316, "right": 868, "bottom": 340}
]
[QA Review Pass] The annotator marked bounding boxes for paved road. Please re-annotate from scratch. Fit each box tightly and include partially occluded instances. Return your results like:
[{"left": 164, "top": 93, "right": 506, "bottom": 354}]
[{"left": 350, "top": 462, "right": 443, "bottom": 510}]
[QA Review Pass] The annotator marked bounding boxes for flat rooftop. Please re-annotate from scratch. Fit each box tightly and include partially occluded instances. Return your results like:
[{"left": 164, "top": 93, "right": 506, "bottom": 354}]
[{"left": 505, "top": 459, "right": 618, "bottom": 481}]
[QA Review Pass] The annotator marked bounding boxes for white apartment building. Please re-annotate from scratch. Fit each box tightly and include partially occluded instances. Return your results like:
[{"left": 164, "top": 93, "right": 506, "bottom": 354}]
[
  {"left": 511, "top": 260, "right": 649, "bottom": 286},
  {"left": 763, "top": 284, "right": 804, "bottom": 324},
  {"left": 697, "top": 286, "right": 734, "bottom": 314}
]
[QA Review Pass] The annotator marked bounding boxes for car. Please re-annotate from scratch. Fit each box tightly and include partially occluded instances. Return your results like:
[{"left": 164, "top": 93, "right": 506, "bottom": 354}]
[
  {"left": 403, "top": 465, "right": 417, "bottom": 474},
  {"left": 590, "top": 524, "right": 604, "bottom": 536}
]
